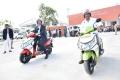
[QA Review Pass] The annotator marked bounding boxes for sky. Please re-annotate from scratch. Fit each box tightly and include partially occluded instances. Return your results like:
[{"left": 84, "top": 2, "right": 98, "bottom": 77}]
[{"left": 0, "top": 0, "right": 120, "bottom": 27}]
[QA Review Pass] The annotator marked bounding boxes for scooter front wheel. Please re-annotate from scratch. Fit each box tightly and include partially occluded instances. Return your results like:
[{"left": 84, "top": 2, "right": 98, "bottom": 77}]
[
  {"left": 20, "top": 54, "right": 31, "bottom": 64},
  {"left": 84, "top": 60, "right": 94, "bottom": 75}
]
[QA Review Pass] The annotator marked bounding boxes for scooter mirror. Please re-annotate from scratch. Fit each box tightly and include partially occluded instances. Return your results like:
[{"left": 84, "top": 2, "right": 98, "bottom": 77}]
[
  {"left": 94, "top": 18, "right": 102, "bottom": 30},
  {"left": 96, "top": 18, "right": 102, "bottom": 22}
]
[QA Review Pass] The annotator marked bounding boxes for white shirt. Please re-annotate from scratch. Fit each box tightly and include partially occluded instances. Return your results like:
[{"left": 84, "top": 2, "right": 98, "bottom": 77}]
[
  {"left": 80, "top": 18, "right": 96, "bottom": 33},
  {"left": 7, "top": 29, "right": 10, "bottom": 39},
  {"left": 38, "top": 25, "right": 41, "bottom": 34},
  {"left": 52, "top": 30, "right": 56, "bottom": 34}
]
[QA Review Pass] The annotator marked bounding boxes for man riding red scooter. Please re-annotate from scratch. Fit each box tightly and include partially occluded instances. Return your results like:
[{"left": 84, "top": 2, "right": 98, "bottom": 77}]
[
  {"left": 20, "top": 19, "right": 53, "bottom": 64},
  {"left": 32, "top": 19, "right": 48, "bottom": 59}
]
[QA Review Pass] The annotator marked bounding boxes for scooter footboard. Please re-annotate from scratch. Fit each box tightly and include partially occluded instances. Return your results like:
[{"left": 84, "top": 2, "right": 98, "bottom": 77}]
[{"left": 83, "top": 51, "right": 95, "bottom": 60}]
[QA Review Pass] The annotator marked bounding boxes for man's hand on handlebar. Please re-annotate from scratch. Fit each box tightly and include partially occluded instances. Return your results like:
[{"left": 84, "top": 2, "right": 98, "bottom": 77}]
[
  {"left": 75, "top": 32, "right": 80, "bottom": 36},
  {"left": 36, "top": 33, "right": 41, "bottom": 37}
]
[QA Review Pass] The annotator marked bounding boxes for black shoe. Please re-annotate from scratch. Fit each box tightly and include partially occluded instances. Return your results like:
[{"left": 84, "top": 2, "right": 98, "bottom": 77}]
[
  {"left": 11, "top": 47, "right": 14, "bottom": 49},
  {"left": 32, "top": 55, "right": 36, "bottom": 58},
  {"left": 51, "top": 43, "right": 53, "bottom": 47},
  {"left": 9, "top": 50, "right": 12, "bottom": 52},
  {"left": 79, "top": 60, "right": 84, "bottom": 64},
  {"left": 100, "top": 49, "right": 104, "bottom": 55},
  {"left": 99, "top": 45, "right": 104, "bottom": 55},
  {"left": 3, "top": 51, "right": 6, "bottom": 54},
  {"left": 45, "top": 53, "right": 49, "bottom": 59}
]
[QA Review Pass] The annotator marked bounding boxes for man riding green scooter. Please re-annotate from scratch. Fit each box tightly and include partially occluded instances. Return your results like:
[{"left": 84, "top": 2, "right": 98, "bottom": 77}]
[{"left": 78, "top": 10, "right": 104, "bottom": 64}]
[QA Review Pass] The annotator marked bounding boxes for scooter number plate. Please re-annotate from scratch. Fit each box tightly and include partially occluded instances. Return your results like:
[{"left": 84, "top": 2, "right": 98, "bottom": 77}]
[{"left": 21, "top": 39, "right": 34, "bottom": 49}]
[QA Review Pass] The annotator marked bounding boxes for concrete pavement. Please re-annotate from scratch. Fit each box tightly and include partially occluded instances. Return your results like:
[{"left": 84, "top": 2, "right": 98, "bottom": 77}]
[{"left": 0, "top": 32, "right": 120, "bottom": 80}]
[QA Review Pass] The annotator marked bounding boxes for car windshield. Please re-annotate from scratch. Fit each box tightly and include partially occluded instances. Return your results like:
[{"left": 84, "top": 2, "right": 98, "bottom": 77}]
[
  {"left": 74, "top": 26, "right": 78, "bottom": 29},
  {"left": 18, "top": 33, "right": 23, "bottom": 35}
]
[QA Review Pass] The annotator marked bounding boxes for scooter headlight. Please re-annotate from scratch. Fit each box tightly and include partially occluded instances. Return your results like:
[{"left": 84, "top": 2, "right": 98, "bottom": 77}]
[
  {"left": 80, "top": 43, "right": 90, "bottom": 50},
  {"left": 21, "top": 39, "right": 34, "bottom": 49},
  {"left": 80, "top": 37, "right": 97, "bottom": 50}
]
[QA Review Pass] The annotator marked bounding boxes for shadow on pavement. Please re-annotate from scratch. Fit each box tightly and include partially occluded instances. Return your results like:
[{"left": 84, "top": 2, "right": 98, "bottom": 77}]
[
  {"left": 24, "top": 53, "right": 59, "bottom": 66},
  {"left": 90, "top": 56, "right": 120, "bottom": 80}
]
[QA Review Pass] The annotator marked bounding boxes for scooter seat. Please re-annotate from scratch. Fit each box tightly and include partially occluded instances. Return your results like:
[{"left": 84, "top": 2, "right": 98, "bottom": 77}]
[{"left": 44, "top": 38, "right": 52, "bottom": 46}]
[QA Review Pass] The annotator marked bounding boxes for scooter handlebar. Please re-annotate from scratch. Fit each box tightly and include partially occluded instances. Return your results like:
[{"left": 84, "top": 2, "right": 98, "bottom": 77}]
[{"left": 27, "top": 32, "right": 37, "bottom": 38}]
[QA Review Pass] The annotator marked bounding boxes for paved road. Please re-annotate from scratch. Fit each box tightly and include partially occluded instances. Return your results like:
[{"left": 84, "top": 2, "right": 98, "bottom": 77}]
[{"left": 0, "top": 32, "right": 120, "bottom": 80}]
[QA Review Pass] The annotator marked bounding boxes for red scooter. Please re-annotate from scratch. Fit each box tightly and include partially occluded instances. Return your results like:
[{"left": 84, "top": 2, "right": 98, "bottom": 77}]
[{"left": 20, "top": 32, "right": 53, "bottom": 64}]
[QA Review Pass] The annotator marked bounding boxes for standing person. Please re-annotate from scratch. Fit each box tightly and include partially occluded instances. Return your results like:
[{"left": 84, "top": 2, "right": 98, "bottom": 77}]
[
  {"left": 33, "top": 19, "right": 48, "bottom": 59},
  {"left": 114, "top": 15, "right": 120, "bottom": 35},
  {"left": 59, "top": 29, "right": 62, "bottom": 37},
  {"left": 64, "top": 26, "right": 67, "bottom": 37},
  {"left": 3, "top": 24, "right": 13, "bottom": 53},
  {"left": 114, "top": 24, "right": 117, "bottom": 35},
  {"left": 52, "top": 29, "right": 56, "bottom": 38},
  {"left": 10, "top": 25, "right": 14, "bottom": 49},
  {"left": 48, "top": 29, "right": 52, "bottom": 37},
  {"left": 70, "top": 27, "right": 73, "bottom": 37},
  {"left": 67, "top": 28, "right": 70, "bottom": 37},
  {"left": 56, "top": 29, "right": 58, "bottom": 37}
]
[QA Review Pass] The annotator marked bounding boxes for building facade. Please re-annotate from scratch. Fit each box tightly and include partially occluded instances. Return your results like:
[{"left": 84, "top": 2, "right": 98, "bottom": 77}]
[{"left": 68, "top": 5, "right": 120, "bottom": 31}]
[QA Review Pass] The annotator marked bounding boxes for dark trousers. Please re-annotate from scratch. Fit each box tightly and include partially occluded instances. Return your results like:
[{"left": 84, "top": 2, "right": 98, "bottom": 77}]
[
  {"left": 33, "top": 37, "right": 47, "bottom": 54},
  {"left": 38, "top": 44, "right": 46, "bottom": 53}
]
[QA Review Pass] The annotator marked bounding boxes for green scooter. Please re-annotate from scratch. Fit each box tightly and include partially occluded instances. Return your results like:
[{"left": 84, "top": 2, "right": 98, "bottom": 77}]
[{"left": 77, "top": 23, "right": 104, "bottom": 74}]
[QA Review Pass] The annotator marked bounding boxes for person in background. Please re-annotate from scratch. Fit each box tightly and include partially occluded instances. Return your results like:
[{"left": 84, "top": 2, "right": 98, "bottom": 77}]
[
  {"left": 52, "top": 29, "right": 56, "bottom": 38},
  {"left": 114, "top": 14, "right": 120, "bottom": 35},
  {"left": 48, "top": 29, "right": 52, "bottom": 37},
  {"left": 67, "top": 28, "right": 71, "bottom": 37},
  {"left": 10, "top": 25, "right": 14, "bottom": 49},
  {"left": 56, "top": 29, "right": 58, "bottom": 37},
  {"left": 59, "top": 29, "right": 62, "bottom": 37},
  {"left": 64, "top": 26, "right": 67, "bottom": 37},
  {"left": 3, "top": 24, "right": 14, "bottom": 53}
]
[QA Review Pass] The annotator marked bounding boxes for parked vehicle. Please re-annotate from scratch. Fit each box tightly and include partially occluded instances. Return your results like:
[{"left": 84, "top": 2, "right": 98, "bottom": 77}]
[
  {"left": 15, "top": 33, "right": 24, "bottom": 39},
  {"left": 15, "top": 32, "right": 27, "bottom": 39},
  {"left": 69, "top": 26, "right": 80, "bottom": 37}
]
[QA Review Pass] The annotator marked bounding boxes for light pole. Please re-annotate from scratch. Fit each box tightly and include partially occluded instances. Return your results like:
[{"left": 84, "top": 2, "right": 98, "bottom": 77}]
[
  {"left": 67, "top": 8, "right": 70, "bottom": 25},
  {"left": 66, "top": 8, "right": 70, "bottom": 37}
]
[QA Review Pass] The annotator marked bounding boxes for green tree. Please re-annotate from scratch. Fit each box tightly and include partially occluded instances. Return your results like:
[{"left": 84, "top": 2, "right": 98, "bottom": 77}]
[
  {"left": 0, "top": 21, "right": 3, "bottom": 26},
  {"left": 0, "top": 19, "right": 11, "bottom": 26},
  {"left": 39, "top": 3, "right": 58, "bottom": 26}
]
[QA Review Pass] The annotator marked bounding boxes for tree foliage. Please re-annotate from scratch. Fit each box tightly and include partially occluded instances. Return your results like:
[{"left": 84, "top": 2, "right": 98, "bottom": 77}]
[
  {"left": 39, "top": 3, "right": 58, "bottom": 26},
  {"left": 0, "top": 20, "right": 11, "bottom": 26}
]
